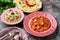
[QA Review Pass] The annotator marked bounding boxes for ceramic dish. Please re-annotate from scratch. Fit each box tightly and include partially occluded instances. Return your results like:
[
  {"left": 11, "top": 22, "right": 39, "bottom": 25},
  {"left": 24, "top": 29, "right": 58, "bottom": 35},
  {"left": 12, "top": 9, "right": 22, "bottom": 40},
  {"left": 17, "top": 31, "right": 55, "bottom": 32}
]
[
  {"left": 1, "top": 7, "right": 24, "bottom": 25},
  {"left": 14, "top": 0, "right": 42, "bottom": 13},
  {"left": 0, "top": 27, "right": 28, "bottom": 40},
  {"left": 23, "top": 12, "right": 57, "bottom": 37}
]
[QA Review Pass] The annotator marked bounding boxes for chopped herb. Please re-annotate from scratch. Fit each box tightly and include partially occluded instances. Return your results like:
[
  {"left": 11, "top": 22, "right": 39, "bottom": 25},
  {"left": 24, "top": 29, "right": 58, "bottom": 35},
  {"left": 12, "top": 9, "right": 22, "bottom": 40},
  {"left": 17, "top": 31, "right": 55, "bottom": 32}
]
[
  {"left": 22, "top": 2, "right": 25, "bottom": 4},
  {"left": 19, "top": 2, "right": 21, "bottom": 4},
  {"left": 38, "top": 18, "right": 40, "bottom": 22},
  {"left": 21, "top": 0, "right": 24, "bottom": 1},
  {"left": 22, "top": 5, "right": 26, "bottom": 8},
  {"left": 0, "top": 0, "right": 15, "bottom": 14}
]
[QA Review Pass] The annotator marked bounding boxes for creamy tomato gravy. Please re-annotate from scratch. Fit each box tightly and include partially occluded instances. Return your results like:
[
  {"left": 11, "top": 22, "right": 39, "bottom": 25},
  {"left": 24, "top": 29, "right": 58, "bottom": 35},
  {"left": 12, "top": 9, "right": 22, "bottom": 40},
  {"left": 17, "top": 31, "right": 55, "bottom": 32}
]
[{"left": 30, "top": 16, "right": 51, "bottom": 32}]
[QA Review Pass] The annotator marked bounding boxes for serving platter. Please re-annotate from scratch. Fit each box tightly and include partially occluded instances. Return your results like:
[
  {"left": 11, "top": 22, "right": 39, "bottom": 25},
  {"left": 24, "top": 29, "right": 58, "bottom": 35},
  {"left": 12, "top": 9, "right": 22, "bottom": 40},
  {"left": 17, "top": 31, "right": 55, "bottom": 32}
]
[{"left": 0, "top": 0, "right": 60, "bottom": 40}]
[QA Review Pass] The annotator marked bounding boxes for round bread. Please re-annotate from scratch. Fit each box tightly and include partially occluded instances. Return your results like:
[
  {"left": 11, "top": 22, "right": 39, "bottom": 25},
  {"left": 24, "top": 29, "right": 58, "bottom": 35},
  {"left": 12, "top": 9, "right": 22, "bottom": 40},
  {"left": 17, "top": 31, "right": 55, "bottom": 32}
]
[{"left": 14, "top": 0, "right": 42, "bottom": 13}]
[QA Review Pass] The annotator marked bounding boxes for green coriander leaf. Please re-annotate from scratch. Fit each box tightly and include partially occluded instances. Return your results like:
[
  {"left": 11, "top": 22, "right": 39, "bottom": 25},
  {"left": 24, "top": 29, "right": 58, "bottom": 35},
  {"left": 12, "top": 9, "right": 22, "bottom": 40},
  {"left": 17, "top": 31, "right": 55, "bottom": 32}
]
[{"left": 0, "top": 0, "right": 15, "bottom": 14}]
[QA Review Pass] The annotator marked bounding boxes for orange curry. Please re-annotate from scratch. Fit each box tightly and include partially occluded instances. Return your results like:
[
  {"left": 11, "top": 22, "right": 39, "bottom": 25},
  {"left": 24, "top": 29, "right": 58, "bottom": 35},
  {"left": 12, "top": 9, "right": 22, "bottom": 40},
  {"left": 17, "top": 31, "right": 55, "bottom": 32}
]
[{"left": 30, "top": 16, "right": 51, "bottom": 32}]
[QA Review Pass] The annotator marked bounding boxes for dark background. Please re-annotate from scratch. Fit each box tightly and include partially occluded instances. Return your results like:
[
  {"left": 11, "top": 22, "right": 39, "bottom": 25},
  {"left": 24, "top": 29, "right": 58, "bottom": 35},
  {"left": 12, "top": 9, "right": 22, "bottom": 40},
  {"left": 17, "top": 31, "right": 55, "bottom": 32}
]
[{"left": 0, "top": 0, "right": 60, "bottom": 40}]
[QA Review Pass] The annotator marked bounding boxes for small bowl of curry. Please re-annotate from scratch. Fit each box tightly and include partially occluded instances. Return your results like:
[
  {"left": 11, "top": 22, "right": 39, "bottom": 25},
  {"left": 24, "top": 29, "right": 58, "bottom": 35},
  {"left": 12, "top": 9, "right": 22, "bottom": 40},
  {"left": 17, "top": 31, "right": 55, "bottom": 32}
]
[{"left": 23, "top": 12, "right": 57, "bottom": 37}]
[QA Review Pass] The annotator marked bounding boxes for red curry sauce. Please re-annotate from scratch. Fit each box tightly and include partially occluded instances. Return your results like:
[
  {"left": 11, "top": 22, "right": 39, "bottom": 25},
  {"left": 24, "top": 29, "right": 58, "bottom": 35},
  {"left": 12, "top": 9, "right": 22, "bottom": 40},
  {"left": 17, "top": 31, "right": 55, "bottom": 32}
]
[{"left": 30, "top": 16, "right": 51, "bottom": 32}]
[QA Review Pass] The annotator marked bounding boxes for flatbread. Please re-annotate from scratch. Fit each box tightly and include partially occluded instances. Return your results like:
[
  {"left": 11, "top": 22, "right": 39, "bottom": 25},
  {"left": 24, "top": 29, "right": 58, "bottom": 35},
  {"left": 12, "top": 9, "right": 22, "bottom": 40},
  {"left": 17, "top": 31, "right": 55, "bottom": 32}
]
[{"left": 14, "top": 0, "right": 42, "bottom": 13}]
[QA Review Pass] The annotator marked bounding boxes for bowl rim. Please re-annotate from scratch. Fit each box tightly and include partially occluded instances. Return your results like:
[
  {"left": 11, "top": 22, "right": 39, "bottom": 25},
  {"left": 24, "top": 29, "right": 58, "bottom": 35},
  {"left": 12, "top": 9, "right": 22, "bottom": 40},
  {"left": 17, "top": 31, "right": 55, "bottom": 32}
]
[{"left": 23, "top": 11, "right": 57, "bottom": 37}]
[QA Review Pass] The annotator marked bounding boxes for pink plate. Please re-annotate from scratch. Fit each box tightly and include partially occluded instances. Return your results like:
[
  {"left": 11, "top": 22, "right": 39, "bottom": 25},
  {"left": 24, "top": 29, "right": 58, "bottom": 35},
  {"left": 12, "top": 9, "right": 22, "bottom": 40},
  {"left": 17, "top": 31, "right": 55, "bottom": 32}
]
[
  {"left": 1, "top": 7, "right": 24, "bottom": 25},
  {"left": 23, "top": 11, "right": 57, "bottom": 37}
]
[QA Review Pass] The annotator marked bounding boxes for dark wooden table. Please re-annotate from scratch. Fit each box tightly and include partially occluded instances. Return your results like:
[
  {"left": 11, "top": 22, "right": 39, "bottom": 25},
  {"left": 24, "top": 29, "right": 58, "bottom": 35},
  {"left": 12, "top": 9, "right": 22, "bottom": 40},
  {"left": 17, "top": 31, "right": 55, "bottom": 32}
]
[{"left": 0, "top": 0, "right": 60, "bottom": 40}]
